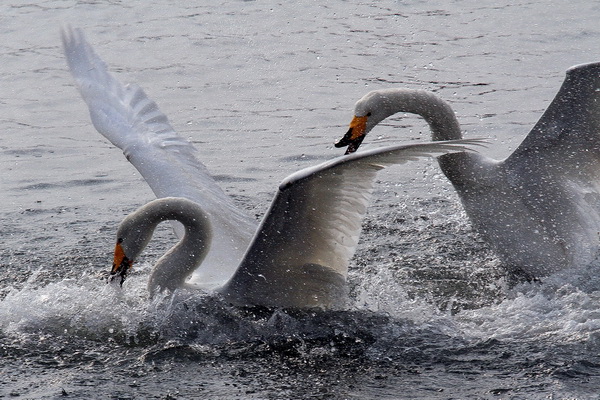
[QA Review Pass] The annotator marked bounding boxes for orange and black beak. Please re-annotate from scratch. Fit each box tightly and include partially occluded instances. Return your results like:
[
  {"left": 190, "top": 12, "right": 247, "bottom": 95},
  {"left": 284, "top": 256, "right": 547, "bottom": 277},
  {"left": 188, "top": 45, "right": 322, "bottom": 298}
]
[
  {"left": 110, "top": 240, "right": 132, "bottom": 286},
  {"left": 335, "top": 115, "right": 369, "bottom": 154}
]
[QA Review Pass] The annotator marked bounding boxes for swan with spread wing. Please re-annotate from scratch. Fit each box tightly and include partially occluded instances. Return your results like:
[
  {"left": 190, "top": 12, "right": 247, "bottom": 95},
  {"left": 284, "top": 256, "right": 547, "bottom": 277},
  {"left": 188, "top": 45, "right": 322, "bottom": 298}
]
[
  {"left": 62, "top": 27, "right": 482, "bottom": 308},
  {"left": 335, "top": 65, "right": 600, "bottom": 279}
]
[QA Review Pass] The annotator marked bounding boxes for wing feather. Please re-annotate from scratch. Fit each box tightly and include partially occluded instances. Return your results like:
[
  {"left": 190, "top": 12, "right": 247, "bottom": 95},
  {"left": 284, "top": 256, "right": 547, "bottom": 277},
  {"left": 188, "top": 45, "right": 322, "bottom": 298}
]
[
  {"left": 223, "top": 140, "right": 484, "bottom": 307},
  {"left": 62, "top": 27, "right": 255, "bottom": 283},
  {"left": 507, "top": 62, "right": 600, "bottom": 162}
]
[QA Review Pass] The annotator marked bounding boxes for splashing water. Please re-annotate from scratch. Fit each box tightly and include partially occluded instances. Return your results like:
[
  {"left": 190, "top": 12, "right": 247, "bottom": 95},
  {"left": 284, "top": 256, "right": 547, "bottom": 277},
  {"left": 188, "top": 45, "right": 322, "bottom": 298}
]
[{"left": 1, "top": 198, "right": 600, "bottom": 398}]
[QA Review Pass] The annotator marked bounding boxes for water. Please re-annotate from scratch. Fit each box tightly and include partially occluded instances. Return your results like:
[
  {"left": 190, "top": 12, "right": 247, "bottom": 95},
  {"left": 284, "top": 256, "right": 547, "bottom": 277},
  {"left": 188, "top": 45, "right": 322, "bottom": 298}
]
[{"left": 1, "top": 1, "right": 600, "bottom": 398}]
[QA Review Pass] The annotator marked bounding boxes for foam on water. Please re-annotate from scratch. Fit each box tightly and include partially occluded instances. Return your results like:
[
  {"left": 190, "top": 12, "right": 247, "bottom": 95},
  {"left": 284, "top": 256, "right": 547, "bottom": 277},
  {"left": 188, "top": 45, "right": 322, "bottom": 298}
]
[
  {"left": 458, "top": 266, "right": 600, "bottom": 344},
  {"left": 2, "top": 253, "right": 598, "bottom": 352},
  {"left": 0, "top": 267, "right": 149, "bottom": 343}
]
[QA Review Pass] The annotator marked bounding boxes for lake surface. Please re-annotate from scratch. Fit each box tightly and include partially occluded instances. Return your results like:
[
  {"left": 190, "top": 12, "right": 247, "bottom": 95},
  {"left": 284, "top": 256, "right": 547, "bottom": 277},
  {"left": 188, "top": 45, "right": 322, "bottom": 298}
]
[{"left": 1, "top": 1, "right": 600, "bottom": 398}]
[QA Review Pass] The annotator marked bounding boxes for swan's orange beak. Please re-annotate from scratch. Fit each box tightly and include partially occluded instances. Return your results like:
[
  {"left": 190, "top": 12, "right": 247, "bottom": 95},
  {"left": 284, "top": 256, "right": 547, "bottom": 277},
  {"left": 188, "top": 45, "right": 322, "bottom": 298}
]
[
  {"left": 335, "top": 115, "right": 368, "bottom": 154},
  {"left": 110, "top": 241, "right": 133, "bottom": 286}
]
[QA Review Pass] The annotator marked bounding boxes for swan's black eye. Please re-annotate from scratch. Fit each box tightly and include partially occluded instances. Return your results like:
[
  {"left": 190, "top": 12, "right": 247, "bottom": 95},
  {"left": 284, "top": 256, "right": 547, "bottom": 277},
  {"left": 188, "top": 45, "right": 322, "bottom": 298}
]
[
  {"left": 117, "top": 238, "right": 123, "bottom": 244},
  {"left": 367, "top": 112, "right": 372, "bottom": 116}
]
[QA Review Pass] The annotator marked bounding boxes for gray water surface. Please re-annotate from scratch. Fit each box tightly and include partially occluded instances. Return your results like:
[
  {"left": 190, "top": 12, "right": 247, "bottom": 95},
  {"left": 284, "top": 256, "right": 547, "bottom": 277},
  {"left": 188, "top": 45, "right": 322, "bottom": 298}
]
[{"left": 1, "top": 1, "right": 600, "bottom": 399}]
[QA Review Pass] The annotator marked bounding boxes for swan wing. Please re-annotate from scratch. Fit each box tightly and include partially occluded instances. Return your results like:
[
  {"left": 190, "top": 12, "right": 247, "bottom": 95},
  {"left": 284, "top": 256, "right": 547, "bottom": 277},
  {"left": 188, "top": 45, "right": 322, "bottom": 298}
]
[
  {"left": 61, "top": 27, "right": 255, "bottom": 283},
  {"left": 508, "top": 62, "right": 600, "bottom": 160},
  {"left": 501, "top": 62, "right": 600, "bottom": 272},
  {"left": 223, "top": 139, "right": 484, "bottom": 308}
]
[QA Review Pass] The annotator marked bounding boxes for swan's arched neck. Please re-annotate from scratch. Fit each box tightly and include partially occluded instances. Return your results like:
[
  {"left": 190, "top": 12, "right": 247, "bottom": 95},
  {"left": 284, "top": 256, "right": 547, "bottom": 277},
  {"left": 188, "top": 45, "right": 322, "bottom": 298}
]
[
  {"left": 367, "top": 89, "right": 463, "bottom": 142},
  {"left": 335, "top": 89, "right": 463, "bottom": 154},
  {"left": 111, "top": 197, "right": 212, "bottom": 295},
  {"left": 336, "top": 89, "right": 488, "bottom": 186}
]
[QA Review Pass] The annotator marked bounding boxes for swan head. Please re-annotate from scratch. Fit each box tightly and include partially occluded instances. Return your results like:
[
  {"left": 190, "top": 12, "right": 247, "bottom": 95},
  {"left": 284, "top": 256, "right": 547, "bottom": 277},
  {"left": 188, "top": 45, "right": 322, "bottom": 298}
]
[
  {"left": 335, "top": 90, "right": 401, "bottom": 154},
  {"left": 335, "top": 89, "right": 463, "bottom": 153},
  {"left": 108, "top": 197, "right": 213, "bottom": 292},
  {"left": 111, "top": 239, "right": 131, "bottom": 285},
  {"left": 110, "top": 214, "right": 153, "bottom": 286}
]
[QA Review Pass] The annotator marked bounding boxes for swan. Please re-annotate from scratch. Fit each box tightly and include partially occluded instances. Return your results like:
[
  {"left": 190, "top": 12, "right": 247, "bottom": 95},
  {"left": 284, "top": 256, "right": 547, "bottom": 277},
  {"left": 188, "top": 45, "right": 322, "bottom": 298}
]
[
  {"left": 335, "top": 64, "right": 600, "bottom": 279},
  {"left": 61, "top": 27, "right": 482, "bottom": 308}
]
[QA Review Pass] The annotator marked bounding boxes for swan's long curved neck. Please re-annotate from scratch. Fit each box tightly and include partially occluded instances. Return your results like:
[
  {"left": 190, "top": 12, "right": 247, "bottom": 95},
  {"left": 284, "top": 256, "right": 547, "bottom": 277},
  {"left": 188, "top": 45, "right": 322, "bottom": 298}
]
[
  {"left": 369, "top": 89, "right": 487, "bottom": 187},
  {"left": 376, "top": 89, "right": 463, "bottom": 141},
  {"left": 118, "top": 198, "right": 212, "bottom": 294}
]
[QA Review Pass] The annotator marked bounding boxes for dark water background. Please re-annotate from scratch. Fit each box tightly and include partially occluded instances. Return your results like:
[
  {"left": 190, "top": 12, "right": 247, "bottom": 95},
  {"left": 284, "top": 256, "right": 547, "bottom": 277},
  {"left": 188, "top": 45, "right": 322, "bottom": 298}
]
[{"left": 1, "top": 1, "right": 600, "bottom": 398}]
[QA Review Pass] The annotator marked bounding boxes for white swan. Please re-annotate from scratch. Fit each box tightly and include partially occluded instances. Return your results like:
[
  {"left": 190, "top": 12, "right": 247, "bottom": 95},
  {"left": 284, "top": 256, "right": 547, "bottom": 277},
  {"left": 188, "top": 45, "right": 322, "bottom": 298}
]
[
  {"left": 61, "top": 27, "right": 482, "bottom": 308},
  {"left": 335, "top": 65, "right": 600, "bottom": 279}
]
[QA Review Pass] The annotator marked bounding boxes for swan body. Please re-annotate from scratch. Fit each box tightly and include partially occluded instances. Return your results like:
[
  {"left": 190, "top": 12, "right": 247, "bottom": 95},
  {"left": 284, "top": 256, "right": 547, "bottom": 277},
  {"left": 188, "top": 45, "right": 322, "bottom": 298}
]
[
  {"left": 62, "top": 27, "right": 483, "bottom": 308},
  {"left": 335, "top": 64, "right": 600, "bottom": 278}
]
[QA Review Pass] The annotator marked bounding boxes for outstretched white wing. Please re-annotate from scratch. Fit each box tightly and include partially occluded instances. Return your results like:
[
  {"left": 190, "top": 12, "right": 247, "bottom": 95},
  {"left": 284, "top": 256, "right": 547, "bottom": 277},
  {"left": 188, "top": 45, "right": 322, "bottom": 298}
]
[
  {"left": 501, "top": 62, "right": 600, "bottom": 273},
  {"left": 223, "top": 140, "right": 484, "bottom": 308},
  {"left": 61, "top": 27, "right": 256, "bottom": 283},
  {"left": 508, "top": 62, "right": 600, "bottom": 160}
]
